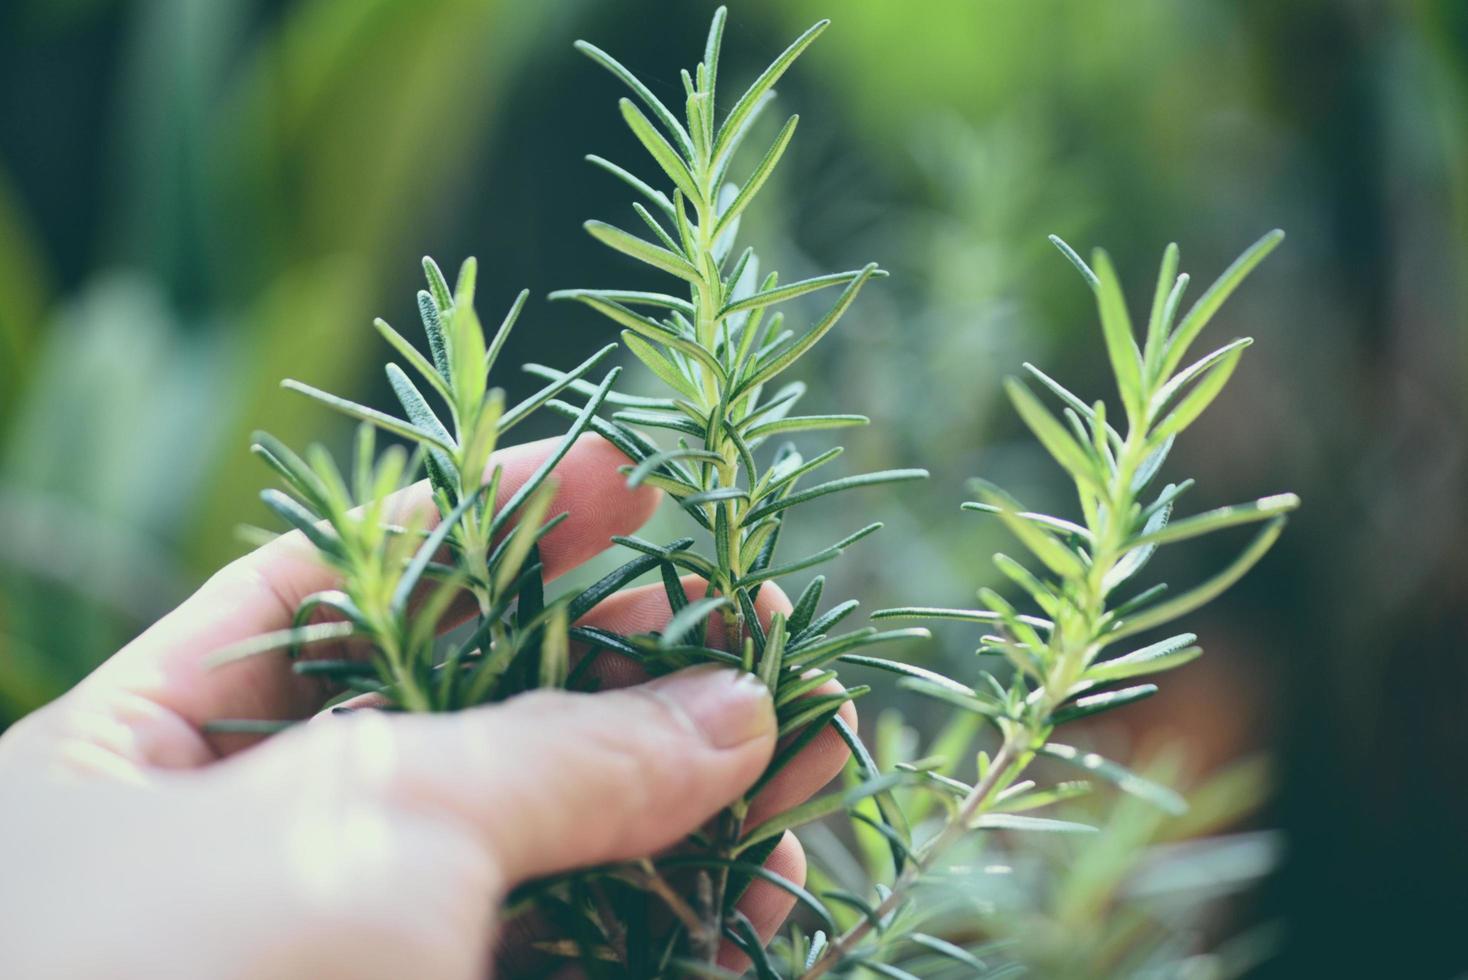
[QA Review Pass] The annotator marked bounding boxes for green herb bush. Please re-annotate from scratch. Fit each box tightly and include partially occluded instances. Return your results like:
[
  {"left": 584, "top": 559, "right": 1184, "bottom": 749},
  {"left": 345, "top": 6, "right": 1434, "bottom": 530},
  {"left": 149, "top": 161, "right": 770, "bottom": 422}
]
[{"left": 214, "top": 9, "right": 1297, "bottom": 976}]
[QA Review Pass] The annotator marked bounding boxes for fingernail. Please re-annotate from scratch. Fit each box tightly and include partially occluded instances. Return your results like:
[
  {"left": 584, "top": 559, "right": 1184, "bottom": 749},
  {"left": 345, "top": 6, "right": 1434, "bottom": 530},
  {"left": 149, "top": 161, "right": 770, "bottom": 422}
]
[{"left": 646, "top": 665, "right": 774, "bottom": 750}]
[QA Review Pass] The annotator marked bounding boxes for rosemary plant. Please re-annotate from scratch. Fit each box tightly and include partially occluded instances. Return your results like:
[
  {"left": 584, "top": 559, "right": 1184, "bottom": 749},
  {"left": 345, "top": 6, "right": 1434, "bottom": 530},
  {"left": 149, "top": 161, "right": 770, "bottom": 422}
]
[
  {"left": 203, "top": 9, "right": 1297, "bottom": 976},
  {"left": 529, "top": 7, "right": 930, "bottom": 969},
  {"left": 208, "top": 257, "right": 621, "bottom": 716},
  {"left": 785, "top": 232, "right": 1299, "bottom": 976}
]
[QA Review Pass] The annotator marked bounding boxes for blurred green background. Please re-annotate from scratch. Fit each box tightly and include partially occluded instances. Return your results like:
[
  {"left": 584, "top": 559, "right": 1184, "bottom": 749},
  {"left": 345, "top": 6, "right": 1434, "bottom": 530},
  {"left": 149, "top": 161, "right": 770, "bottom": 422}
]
[{"left": 1, "top": 0, "right": 1465, "bottom": 974}]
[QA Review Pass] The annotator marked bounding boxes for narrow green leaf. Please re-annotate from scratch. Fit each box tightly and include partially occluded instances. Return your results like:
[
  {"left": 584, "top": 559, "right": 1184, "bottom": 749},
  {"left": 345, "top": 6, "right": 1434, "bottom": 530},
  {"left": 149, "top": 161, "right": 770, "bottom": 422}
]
[
  {"left": 739, "top": 263, "right": 881, "bottom": 391},
  {"left": 291, "top": 659, "right": 375, "bottom": 678},
  {"left": 961, "top": 499, "right": 1091, "bottom": 540},
  {"left": 416, "top": 289, "right": 450, "bottom": 378},
  {"left": 1041, "top": 742, "right": 1187, "bottom": 815},
  {"left": 375, "top": 318, "right": 452, "bottom": 404},
  {"left": 259, "top": 489, "right": 342, "bottom": 559},
  {"left": 621, "top": 331, "right": 701, "bottom": 401},
  {"left": 291, "top": 590, "right": 368, "bottom": 632},
  {"left": 500, "top": 343, "right": 618, "bottom": 433},
  {"left": 738, "top": 522, "right": 885, "bottom": 587},
  {"left": 1091, "top": 248, "right": 1144, "bottom": 422},
  {"left": 1160, "top": 229, "right": 1284, "bottom": 378},
  {"left": 1144, "top": 242, "right": 1181, "bottom": 374},
  {"left": 971, "top": 482, "right": 1087, "bottom": 580},
  {"left": 626, "top": 448, "right": 723, "bottom": 488},
  {"left": 552, "top": 288, "right": 693, "bottom": 317},
  {"left": 1050, "top": 683, "right": 1158, "bottom": 724},
  {"left": 745, "top": 414, "right": 868, "bottom": 441},
  {"left": 737, "top": 518, "right": 779, "bottom": 573},
  {"left": 422, "top": 256, "right": 453, "bottom": 311},
  {"left": 993, "top": 780, "right": 1094, "bottom": 814},
  {"left": 1103, "top": 522, "right": 1288, "bottom": 643},
  {"left": 993, "top": 552, "right": 1059, "bottom": 616},
  {"left": 1005, "top": 378, "right": 1106, "bottom": 494},
  {"left": 583, "top": 154, "right": 675, "bottom": 216},
  {"left": 681, "top": 486, "right": 748, "bottom": 510},
  {"left": 491, "top": 481, "right": 557, "bottom": 594},
  {"left": 908, "top": 934, "right": 990, "bottom": 972},
  {"left": 618, "top": 98, "right": 704, "bottom": 206},
  {"left": 702, "top": 5, "right": 728, "bottom": 99},
  {"left": 391, "top": 484, "right": 487, "bottom": 615},
  {"left": 850, "top": 959, "right": 920, "bottom": 980},
  {"left": 1152, "top": 337, "right": 1253, "bottom": 417},
  {"left": 1131, "top": 493, "right": 1301, "bottom": 549},
  {"left": 786, "top": 575, "right": 825, "bottom": 635},
  {"left": 833, "top": 714, "right": 911, "bottom": 872},
  {"left": 838, "top": 655, "right": 971, "bottom": 694},
  {"left": 574, "top": 40, "right": 694, "bottom": 156},
  {"left": 744, "top": 468, "right": 925, "bottom": 523},
  {"left": 281, "top": 380, "right": 457, "bottom": 455},
  {"left": 1150, "top": 346, "right": 1244, "bottom": 442},
  {"left": 714, "top": 19, "right": 829, "bottom": 164},
  {"left": 735, "top": 771, "right": 905, "bottom": 855},
  {"left": 489, "top": 368, "right": 620, "bottom": 538},
  {"left": 974, "top": 813, "right": 1098, "bottom": 834},
  {"left": 539, "top": 606, "right": 570, "bottom": 689},
  {"left": 871, "top": 606, "right": 1052, "bottom": 632},
  {"left": 757, "top": 614, "right": 787, "bottom": 689},
  {"left": 796, "top": 598, "right": 860, "bottom": 642},
  {"left": 251, "top": 431, "right": 331, "bottom": 514},
  {"left": 583, "top": 221, "right": 701, "bottom": 283},
  {"left": 385, "top": 364, "right": 455, "bottom": 450},
  {"left": 897, "top": 677, "right": 1004, "bottom": 718},
  {"left": 1132, "top": 433, "right": 1175, "bottom": 491},
  {"left": 1087, "top": 634, "right": 1201, "bottom": 684},
  {"left": 1048, "top": 233, "right": 1099, "bottom": 289},
  {"left": 793, "top": 628, "right": 928, "bottom": 671},
  {"left": 484, "top": 289, "right": 529, "bottom": 380},
  {"left": 612, "top": 409, "right": 705, "bottom": 439},
  {"left": 714, "top": 114, "right": 797, "bottom": 238},
  {"left": 720, "top": 269, "right": 884, "bottom": 318},
  {"left": 660, "top": 596, "right": 729, "bottom": 648},
  {"left": 523, "top": 363, "right": 676, "bottom": 409},
  {"left": 655, "top": 858, "right": 836, "bottom": 933}
]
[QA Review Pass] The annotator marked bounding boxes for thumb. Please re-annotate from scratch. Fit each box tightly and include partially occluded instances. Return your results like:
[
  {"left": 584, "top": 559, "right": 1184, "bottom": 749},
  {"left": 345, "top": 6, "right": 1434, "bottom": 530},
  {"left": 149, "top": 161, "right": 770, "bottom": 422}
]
[{"left": 320, "top": 666, "right": 776, "bottom": 886}]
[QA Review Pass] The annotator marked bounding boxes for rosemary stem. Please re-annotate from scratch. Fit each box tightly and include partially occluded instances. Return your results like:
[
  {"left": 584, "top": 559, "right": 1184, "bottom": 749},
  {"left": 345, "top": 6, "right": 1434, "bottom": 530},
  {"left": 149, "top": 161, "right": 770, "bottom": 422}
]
[
  {"left": 688, "top": 185, "right": 753, "bottom": 963},
  {"left": 801, "top": 737, "right": 1025, "bottom": 978},
  {"left": 805, "top": 396, "right": 1161, "bottom": 977}
]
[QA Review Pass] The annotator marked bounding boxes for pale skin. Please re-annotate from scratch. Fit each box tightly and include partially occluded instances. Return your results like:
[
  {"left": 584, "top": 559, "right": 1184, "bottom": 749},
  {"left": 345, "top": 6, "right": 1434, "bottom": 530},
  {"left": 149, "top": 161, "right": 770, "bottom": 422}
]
[{"left": 0, "top": 435, "right": 856, "bottom": 978}]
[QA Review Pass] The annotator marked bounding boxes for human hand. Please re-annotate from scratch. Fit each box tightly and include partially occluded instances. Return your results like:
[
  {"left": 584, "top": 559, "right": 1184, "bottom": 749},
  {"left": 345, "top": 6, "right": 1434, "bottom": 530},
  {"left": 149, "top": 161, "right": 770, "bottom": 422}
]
[{"left": 0, "top": 435, "right": 854, "bottom": 978}]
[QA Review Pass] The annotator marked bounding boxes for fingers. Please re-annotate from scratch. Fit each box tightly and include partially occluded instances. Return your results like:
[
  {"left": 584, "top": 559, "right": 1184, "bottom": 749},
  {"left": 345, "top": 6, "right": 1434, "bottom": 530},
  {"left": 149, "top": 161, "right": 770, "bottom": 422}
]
[
  {"left": 72, "top": 434, "right": 658, "bottom": 759},
  {"left": 745, "top": 684, "right": 857, "bottom": 826},
  {"left": 322, "top": 666, "right": 776, "bottom": 887},
  {"left": 569, "top": 574, "right": 793, "bottom": 688},
  {"left": 574, "top": 575, "right": 856, "bottom": 825},
  {"left": 570, "top": 576, "right": 851, "bottom": 965}
]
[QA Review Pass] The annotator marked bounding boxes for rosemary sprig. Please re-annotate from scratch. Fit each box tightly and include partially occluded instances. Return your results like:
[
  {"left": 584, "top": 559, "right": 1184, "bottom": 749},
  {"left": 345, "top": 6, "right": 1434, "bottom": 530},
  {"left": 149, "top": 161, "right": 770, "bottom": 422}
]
[
  {"left": 209, "top": 257, "right": 620, "bottom": 715},
  {"left": 549, "top": 7, "right": 929, "bottom": 964},
  {"left": 800, "top": 232, "right": 1298, "bottom": 976}
]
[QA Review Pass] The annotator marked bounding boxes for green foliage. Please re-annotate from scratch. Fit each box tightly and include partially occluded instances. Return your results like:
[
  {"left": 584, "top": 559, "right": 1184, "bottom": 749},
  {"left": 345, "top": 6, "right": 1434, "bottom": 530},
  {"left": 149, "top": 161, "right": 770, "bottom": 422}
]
[
  {"left": 200, "top": 9, "right": 1296, "bottom": 976},
  {"left": 792, "top": 233, "right": 1297, "bottom": 975},
  {"left": 208, "top": 259, "right": 620, "bottom": 716},
  {"left": 527, "top": 7, "right": 937, "bottom": 967},
  {"left": 505, "top": 8, "right": 1295, "bottom": 976}
]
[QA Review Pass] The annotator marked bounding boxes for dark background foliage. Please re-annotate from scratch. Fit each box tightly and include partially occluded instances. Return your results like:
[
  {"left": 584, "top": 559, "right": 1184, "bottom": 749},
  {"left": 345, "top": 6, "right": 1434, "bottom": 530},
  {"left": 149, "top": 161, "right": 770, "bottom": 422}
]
[{"left": 1, "top": 0, "right": 1465, "bottom": 974}]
